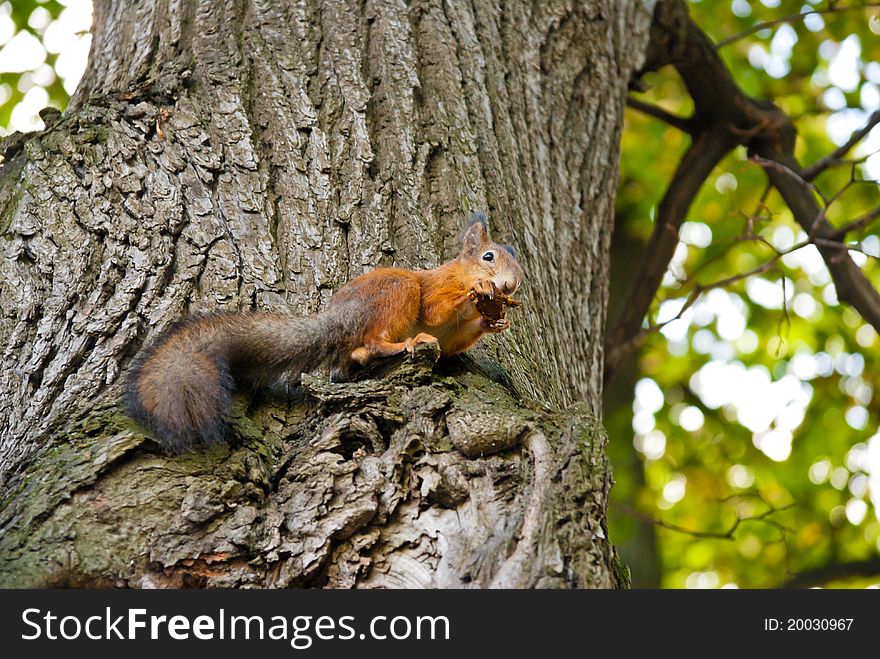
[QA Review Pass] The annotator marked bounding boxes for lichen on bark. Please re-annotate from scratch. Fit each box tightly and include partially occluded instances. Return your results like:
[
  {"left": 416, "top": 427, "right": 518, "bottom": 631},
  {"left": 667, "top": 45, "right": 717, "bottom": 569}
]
[{"left": 1, "top": 348, "right": 617, "bottom": 588}]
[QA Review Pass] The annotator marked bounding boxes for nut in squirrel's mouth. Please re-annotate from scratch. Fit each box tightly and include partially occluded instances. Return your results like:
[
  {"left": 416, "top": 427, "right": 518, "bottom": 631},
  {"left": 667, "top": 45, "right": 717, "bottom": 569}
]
[{"left": 469, "top": 290, "right": 522, "bottom": 322}]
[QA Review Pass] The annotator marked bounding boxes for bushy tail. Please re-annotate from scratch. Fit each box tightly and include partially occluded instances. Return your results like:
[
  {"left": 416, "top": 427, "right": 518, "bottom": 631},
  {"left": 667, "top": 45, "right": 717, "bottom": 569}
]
[{"left": 124, "top": 309, "right": 352, "bottom": 453}]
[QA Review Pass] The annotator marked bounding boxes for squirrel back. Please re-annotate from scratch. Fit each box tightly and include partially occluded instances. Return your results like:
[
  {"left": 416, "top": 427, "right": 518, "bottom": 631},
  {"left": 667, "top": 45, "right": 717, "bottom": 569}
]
[{"left": 124, "top": 212, "right": 523, "bottom": 453}]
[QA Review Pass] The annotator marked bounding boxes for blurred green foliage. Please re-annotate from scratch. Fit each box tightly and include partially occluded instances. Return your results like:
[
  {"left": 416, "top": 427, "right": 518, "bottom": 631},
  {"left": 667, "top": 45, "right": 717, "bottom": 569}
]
[
  {"left": 0, "top": 0, "right": 79, "bottom": 132},
  {"left": 610, "top": 0, "right": 880, "bottom": 588}
]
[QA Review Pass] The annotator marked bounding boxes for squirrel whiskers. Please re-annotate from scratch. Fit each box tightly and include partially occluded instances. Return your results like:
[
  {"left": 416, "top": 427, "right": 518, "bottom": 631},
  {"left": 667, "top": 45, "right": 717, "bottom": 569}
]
[{"left": 124, "top": 213, "right": 524, "bottom": 453}]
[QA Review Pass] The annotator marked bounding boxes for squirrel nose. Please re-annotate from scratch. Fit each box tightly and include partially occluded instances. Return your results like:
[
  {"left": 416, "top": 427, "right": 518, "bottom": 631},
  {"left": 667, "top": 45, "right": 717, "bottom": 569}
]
[{"left": 501, "top": 280, "right": 516, "bottom": 295}]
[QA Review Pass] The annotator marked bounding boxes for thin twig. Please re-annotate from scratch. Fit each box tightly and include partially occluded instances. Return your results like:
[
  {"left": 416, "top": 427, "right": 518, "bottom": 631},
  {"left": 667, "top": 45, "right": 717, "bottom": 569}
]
[
  {"left": 803, "top": 110, "right": 880, "bottom": 180},
  {"left": 833, "top": 206, "right": 880, "bottom": 238},
  {"left": 814, "top": 237, "right": 880, "bottom": 259},
  {"left": 613, "top": 500, "right": 795, "bottom": 540},
  {"left": 623, "top": 223, "right": 878, "bottom": 353},
  {"left": 749, "top": 154, "right": 829, "bottom": 206},
  {"left": 716, "top": 3, "right": 880, "bottom": 49},
  {"left": 627, "top": 97, "right": 695, "bottom": 134}
]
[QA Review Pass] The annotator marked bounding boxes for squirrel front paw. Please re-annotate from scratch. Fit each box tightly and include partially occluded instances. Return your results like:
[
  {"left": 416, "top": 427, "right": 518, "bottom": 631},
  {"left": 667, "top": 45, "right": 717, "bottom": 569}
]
[
  {"left": 404, "top": 333, "right": 440, "bottom": 355},
  {"left": 468, "top": 279, "right": 496, "bottom": 300},
  {"left": 482, "top": 317, "right": 510, "bottom": 333}
]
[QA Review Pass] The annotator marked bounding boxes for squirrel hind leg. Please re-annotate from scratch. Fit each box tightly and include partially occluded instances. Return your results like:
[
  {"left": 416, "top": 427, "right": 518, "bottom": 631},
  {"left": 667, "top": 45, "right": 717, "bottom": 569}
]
[
  {"left": 350, "top": 341, "right": 403, "bottom": 365},
  {"left": 350, "top": 339, "right": 410, "bottom": 365}
]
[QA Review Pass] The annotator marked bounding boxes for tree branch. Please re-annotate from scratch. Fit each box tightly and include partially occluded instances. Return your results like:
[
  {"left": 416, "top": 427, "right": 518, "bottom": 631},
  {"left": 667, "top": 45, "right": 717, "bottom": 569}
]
[
  {"left": 613, "top": 230, "right": 854, "bottom": 360},
  {"left": 802, "top": 110, "right": 880, "bottom": 180},
  {"left": 606, "top": 0, "right": 880, "bottom": 384},
  {"left": 715, "top": 3, "right": 880, "bottom": 49},
  {"left": 605, "top": 130, "right": 734, "bottom": 382},
  {"left": 764, "top": 152, "right": 880, "bottom": 331},
  {"left": 626, "top": 97, "right": 695, "bottom": 134},
  {"left": 833, "top": 205, "right": 880, "bottom": 238},
  {"left": 783, "top": 557, "right": 880, "bottom": 589},
  {"left": 613, "top": 501, "right": 794, "bottom": 540}
]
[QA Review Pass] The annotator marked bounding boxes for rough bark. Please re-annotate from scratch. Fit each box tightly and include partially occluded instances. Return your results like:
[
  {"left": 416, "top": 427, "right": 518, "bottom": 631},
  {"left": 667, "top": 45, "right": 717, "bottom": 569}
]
[{"left": 0, "top": 0, "right": 653, "bottom": 588}]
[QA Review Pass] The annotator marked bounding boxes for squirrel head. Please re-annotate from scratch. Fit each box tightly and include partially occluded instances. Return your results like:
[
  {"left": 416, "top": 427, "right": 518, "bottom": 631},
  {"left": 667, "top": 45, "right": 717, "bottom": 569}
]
[{"left": 460, "top": 212, "right": 524, "bottom": 295}]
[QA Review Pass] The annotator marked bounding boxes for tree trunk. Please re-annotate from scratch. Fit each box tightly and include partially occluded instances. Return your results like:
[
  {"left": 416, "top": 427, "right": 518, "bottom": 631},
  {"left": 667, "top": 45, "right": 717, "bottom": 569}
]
[{"left": 0, "top": 0, "right": 653, "bottom": 588}]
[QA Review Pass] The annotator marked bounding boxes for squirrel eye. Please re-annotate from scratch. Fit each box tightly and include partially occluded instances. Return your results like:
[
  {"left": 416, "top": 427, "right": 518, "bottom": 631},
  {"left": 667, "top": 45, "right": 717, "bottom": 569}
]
[{"left": 482, "top": 251, "right": 494, "bottom": 262}]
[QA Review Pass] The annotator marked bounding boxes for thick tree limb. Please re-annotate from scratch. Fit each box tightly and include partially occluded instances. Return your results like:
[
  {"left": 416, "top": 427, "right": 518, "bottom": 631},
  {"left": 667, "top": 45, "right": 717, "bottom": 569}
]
[{"left": 605, "top": 129, "right": 735, "bottom": 380}]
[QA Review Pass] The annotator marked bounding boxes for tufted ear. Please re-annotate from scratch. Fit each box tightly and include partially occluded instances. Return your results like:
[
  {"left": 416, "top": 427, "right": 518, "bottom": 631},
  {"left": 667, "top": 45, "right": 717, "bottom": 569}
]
[{"left": 462, "top": 212, "right": 490, "bottom": 255}]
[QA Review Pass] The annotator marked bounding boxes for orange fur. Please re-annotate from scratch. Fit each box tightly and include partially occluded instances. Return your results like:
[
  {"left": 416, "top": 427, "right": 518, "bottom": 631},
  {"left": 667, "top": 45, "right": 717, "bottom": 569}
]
[
  {"left": 124, "top": 213, "right": 524, "bottom": 452},
  {"left": 328, "top": 244, "right": 520, "bottom": 363}
]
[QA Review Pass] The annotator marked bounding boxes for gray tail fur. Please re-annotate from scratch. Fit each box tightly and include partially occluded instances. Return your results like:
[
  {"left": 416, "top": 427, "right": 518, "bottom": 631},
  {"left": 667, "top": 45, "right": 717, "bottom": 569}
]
[{"left": 124, "top": 308, "right": 357, "bottom": 453}]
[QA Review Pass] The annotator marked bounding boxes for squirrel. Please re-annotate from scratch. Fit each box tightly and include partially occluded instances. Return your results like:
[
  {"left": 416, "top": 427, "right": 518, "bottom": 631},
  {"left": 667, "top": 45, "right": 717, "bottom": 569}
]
[{"left": 124, "top": 213, "right": 524, "bottom": 453}]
